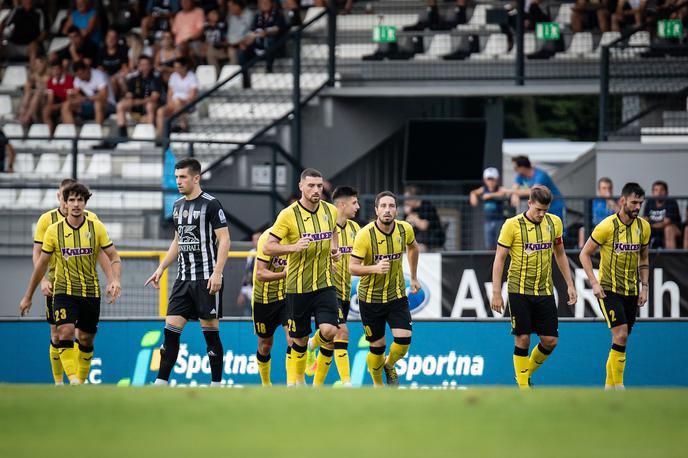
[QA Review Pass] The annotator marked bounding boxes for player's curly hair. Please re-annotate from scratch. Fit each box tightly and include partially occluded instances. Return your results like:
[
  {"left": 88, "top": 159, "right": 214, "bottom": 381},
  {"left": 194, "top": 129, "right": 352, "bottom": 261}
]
[{"left": 62, "top": 182, "right": 92, "bottom": 203}]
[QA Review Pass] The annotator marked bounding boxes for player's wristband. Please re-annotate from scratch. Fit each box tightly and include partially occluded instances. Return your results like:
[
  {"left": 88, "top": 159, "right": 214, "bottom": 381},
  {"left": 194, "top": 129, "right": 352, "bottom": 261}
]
[{"left": 638, "top": 265, "right": 649, "bottom": 270}]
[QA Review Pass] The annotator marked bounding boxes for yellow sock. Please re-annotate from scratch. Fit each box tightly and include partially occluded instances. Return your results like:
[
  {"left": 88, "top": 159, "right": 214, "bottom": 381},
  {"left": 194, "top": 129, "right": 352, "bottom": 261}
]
[
  {"left": 76, "top": 344, "right": 94, "bottom": 384},
  {"left": 49, "top": 342, "right": 64, "bottom": 384},
  {"left": 57, "top": 341, "right": 78, "bottom": 383},
  {"left": 386, "top": 339, "right": 410, "bottom": 369},
  {"left": 610, "top": 346, "right": 627, "bottom": 387},
  {"left": 334, "top": 340, "right": 350, "bottom": 384},
  {"left": 367, "top": 347, "right": 385, "bottom": 386},
  {"left": 605, "top": 356, "right": 614, "bottom": 388},
  {"left": 313, "top": 348, "right": 333, "bottom": 386},
  {"left": 286, "top": 348, "right": 295, "bottom": 386},
  {"left": 528, "top": 343, "right": 552, "bottom": 377},
  {"left": 256, "top": 352, "right": 271, "bottom": 386},
  {"left": 292, "top": 344, "right": 307, "bottom": 383},
  {"left": 513, "top": 346, "right": 530, "bottom": 389}
]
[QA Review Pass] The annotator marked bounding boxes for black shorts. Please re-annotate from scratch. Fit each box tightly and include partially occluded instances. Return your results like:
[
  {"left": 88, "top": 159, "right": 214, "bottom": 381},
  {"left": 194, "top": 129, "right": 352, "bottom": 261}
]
[
  {"left": 253, "top": 299, "right": 288, "bottom": 338},
  {"left": 52, "top": 294, "right": 101, "bottom": 334},
  {"left": 45, "top": 295, "right": 55, "bottom": 325},
  {"left": 508, "top": 293, "right": 558, "bottom": 337},
  {"left": 286, "top": 287, "right": 339, "bottom": 339},
  {"left": 338, "top": 299, "right": 350, "bottom": 324},
  {"left": 168, "top": 279, "right": 223, "bottom": 321},
  {"left": 599, "top": 291, "right": 638, "bottom": 334},
  {"left": 359, "top": 297, "right": 413, "bottom": 342}
]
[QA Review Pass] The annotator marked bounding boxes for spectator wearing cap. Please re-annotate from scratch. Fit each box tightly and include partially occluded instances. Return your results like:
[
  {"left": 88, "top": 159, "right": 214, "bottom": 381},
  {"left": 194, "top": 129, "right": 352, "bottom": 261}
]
[
  {"left": 470, "top": 167, "right": 510, "bottom": 250},
  {"left": 43, "top": 59, "right": 75, "bottom": 133},
  {"left": 643, "top": 180, "right": 681, "bottom": 249},
  {"left": 403, "top": 185, "right": 446, "bottom": 252},
  {"left": 510, "top": 155, "right": 566, "bottom": 228},
  {"left": 578, "top": 177, "right": 617, "bottom": 248},
  {"left": 0, "top": 0, "right": 46, "bottom": 65},
  {"left": 61, "top": 61, "right": 116, "bottom": 126}
]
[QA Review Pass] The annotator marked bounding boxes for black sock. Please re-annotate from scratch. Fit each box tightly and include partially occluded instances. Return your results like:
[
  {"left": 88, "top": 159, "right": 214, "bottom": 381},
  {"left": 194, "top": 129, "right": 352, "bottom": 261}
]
[
  {"left": 203, "top": 327, "right": 224, "bottom": 383},
  {"left": 157, "top": 324, "right": 182, "bottom": 381}
]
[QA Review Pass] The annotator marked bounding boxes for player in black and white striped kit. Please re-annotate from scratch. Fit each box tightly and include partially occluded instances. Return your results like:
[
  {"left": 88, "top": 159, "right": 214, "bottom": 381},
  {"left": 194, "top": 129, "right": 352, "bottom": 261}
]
[{"left": 145, "top": 158, "right": 231, "bottom": 386}]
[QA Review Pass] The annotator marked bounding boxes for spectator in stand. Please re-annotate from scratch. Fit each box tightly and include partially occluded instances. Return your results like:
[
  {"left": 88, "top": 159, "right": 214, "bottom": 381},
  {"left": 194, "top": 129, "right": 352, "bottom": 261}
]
[
  {"left": 141, "top": 0, "right": 180, "bottom": 42},
  {"left": 403, "top": 0, "right": 452, "bottom": 31},
  {"left": 643, "top": 180, "right": 681, "bottom": 249},
  {"left": 198, "top": 0, "right": 223, "bottom": 14},
  {"left": 226, "top": 0, "right": 254, "bottom": 65},
  {"left": 238, "top": 0, "right": 287, "bottom": 86},
  {"left": 127, "top": 32, "right": 155, "bottom": 71},
  {"left": 0, "top": 0, "right": 46, "bottom": 65},
  {"left": 155, "top": 57, "right": 198, "bottom": 137},
  {"left": 511, "top": 155, "right": 566, "bottom": 228},
  {"left": 403, "top": 185, "right": 446, "bottom": 251},
  {"left": 18, "top": 56, "right": 49, "bottom": 127},
  {"left": 172, "top": 0, "right": 205, "bottom": 55},
  {"left": 115, "top": 55, "right": 163, "bottom": 138},
  {"left": 0, "top": 128, "right": 16, "bottom": 173},
  {"left": 611, "top": 0, "right": 647, "bottom": 31},
  {"left": 96, "top": 28, "right": 130, "bottom": 99},
  {"left": 202, "top": 9, "right": 229, "bottom": 71},
  {"left": 282, "top": 0, "right": 302, "bottom": 28},
  {"left": 236, "top": 229, "right": 262, "bottom": 317},
  {"left": 55, "top": 25, "right": 99, "bottom": 69},
  {"left": 61, "top": 61, "right": 116, "bottom": 125},
  {"left": 572, "top": 0, "right": 610, "bottom": 33},
  {"left": 577, "top": 177, "right": 617, "bottom": 248},
  {"left": 61, "top": 0, "right": 103, "bottom": 46},
  {"left": 43, "top": 59, "right": 75, "bottom": 133},
  {"left": 470, "top": 167, "right": 509, "bottom": 250},
  {"left": 154, "top": 30, "right": 182, "bottom": 82}
]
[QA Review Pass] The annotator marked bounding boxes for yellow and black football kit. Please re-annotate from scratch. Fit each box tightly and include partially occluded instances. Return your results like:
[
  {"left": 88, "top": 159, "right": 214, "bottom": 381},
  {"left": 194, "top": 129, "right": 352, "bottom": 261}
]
[
  {"left": 34, "top": 208, "right": 98, "bottom": 324},
  {"left": 591, "top": 213, "right": 650, "bottom": 332},
  {"left": 41, "top": 217, "right": 113, "bottom": 333},
  {"left": 352, "top": 220, "right": 415, "bottom": 342},
  {"left": 333, "top": 219, "right": 360, "bottom": 323},
  {"left": 252, "top": 229, "right": 288, "bottom": 338},
  {"left": 270, "top": 200, "right": 339, "bottom": 338},
  {"left": 497, "top": 212, "right": 563, "bottom": 337}
]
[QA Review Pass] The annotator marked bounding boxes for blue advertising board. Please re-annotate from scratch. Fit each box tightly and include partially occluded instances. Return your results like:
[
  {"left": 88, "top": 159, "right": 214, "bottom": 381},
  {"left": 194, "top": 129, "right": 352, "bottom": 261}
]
[{"left": 2, "top": 320, "right": 687, "bottom": 386}]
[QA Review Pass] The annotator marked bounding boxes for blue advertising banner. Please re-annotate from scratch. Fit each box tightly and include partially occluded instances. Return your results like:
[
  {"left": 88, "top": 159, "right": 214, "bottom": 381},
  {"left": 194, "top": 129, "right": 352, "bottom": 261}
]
[{"left": 2, "top": 320, "right": 687, "bottom": 386}]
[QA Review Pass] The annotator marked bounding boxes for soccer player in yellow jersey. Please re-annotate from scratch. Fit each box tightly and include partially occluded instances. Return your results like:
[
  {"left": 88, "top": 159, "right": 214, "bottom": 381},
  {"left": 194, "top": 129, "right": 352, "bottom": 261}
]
[
  {"left": 350, "top": 191, "right": 419, "bottom": 386},
  {"left": 252, "top": 227, "right": 291, "bottom": 386},
  {"left": 491, "top": 185, "right": 577, "bottom": 389},
  {"left": 306, "top": 186, "right": 361, "bottom": 386},
  {"left": 263, "top": 168, "right": 341, "bottom": 386},
  {"left": 579, "top": 182, "right": 650, "bottom": 390},
  {"left": 20, "top": 183, "right": 122, "bottom": 385},
  {"left": 33, "top": 178, "right": 113, "bottom": 385}
]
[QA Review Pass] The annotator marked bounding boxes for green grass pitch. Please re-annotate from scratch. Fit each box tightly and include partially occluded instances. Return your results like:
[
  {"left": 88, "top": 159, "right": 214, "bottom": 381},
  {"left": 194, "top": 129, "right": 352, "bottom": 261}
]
[{"left": 1, "top": 385, "right": 687, "bottom": 457}]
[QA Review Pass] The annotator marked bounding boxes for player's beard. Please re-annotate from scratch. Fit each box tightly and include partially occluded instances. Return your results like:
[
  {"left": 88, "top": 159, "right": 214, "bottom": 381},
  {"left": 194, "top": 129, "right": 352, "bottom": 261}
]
[
  {"left": 624, "top": 204, "right": 639, "bottom": 219},
  {"left": 308, "top": 193, "right": 320, "bottom": 204},
  {"left": 379, "top": 214, "right": 394, "bottom": 225}
]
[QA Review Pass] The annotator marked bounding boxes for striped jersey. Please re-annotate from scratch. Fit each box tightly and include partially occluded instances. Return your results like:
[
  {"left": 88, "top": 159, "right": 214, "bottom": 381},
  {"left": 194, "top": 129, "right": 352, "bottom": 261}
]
[
  {"left": 591, "top": 213, "right": 650, "bottom": 296},
  {"left": 34, "top": 208, "right": 98, "bottom": 283},
  {"left": 270, "top": 200, "right": 338, "bottom": 294},
  {"left": 252, "top": 229, "right": 287, "bottom": 305},
  {"left": 333, "top": 219, "right": 360, "bottom": 301},
  {"left": 352, "top": 220, "right": 415, "bottom": 304},
  {"left": 173, "top": 193, "right": 228, "bottom": 281},
  {"left": 497, "top": 212, "right": 563, "bottom": 295},
  {"left": 41, "top": 217, "right": 113, "bottom": 297}
]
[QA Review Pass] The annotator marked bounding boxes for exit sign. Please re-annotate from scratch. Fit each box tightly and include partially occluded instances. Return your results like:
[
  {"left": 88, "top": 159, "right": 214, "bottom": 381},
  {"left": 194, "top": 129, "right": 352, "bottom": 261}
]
[
  {"left": 658, "top": 19, "right": 683, "bottom": 38},
  {"left": 536, "top": 22, "right": 560, "bottom": 40},
  {"left": 373, "top": 25, "right": 397, "bottom": 43}
]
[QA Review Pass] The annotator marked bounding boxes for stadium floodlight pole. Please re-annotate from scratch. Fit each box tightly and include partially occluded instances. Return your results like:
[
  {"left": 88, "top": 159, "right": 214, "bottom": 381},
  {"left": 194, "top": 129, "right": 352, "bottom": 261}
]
[
  {"left": 292, "top": 28, "right": 302, "bottom": 193},
  {"left": 327, "top": 4, "right": 336, "bottom": 87},
  {"left": 515, "top": 0, "right": 525, "bottom": 86},
  {"left": 598, "top": 45, "right": 610, "bottom": 141},
  {"left": 71, "top": 138, "right": 78, "bottom": 180}
]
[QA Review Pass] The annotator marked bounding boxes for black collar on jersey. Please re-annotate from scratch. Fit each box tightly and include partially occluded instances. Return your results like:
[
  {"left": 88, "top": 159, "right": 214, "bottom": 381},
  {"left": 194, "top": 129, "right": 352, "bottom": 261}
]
[
  {"left": 375, "top": 220, "right": 396, "bottom": 236},
  {"left": 337, "top": 221, "right": 348, "bottom": 230},
  {"left": 615, "top": 212, "right": 637, "bottom": 227},
  {"left": 57, "top": 208, "right": 67, "bottom": 218},
  {"left": 297, "top": 200, "right": 320, "bottom": 214},
  {"left": 65, "top": 216, "right": 87, "bottom": 231},
  {"left": 522, "top": 212, "right": 541, "bottom": 225}
]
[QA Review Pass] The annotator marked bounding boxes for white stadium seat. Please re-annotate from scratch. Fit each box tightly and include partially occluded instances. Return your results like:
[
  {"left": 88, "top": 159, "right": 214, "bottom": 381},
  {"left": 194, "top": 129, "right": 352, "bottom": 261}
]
[
  {"left": 1, "top": 66, "right": 28, "bottom": 89},
  {"left": 555, "top": 32, "right": 594, "bottom": 59},
  {"left": 471, "top": 34, "right": 509, "bottom": 60},
  {"left": 499, "top": 33, "right": 536, "bottom": 59},
  {"left": 0, "top": 188, "right": 17, "bottom": 208},
  {"left": 416, "top": 34, "right": 452, "bottom": 60},
  {"left": 59, "top": 153, "right": 87, "bottom": 177},
  {"left": 303, "top": 6, "right": 326, "bottom": 32},
  {"left": 51, "top": 124, "right": 78, "bottom": 150},
  {"left": 457, "top": 5, "right": 500, "bottom": 32},
  {"left": 554, "top": 3, "right": 573, "bottom": 26},
  {"left": 25, "top": 124, "right": 51, "bottom": 149},
  {"left": 116, "top": 124, "right": 155, "bottom": 150},
  {"left": 16, "top": 189, "right": 45, "bottom": 209},
  {"left": 217, "top": 65, "right": 243, "bottom": 89},
  {"left": 196, "top": 65, "right": 218, "bottom": 90},
  {"left": 2, "top": 123, "right": 25, "bottom": 148},
  {"left": 0, "top": 94, "right": 13, "bottom": 119},
  {"left": 33, "top": 153, "right": 62, "bottom": 177},
  {"left": 78, "top": 123, "right": 103, "bottom": 149},
  {"left": 13, "top": 153, "right": 34, "bottom": 175},
  {"left": 83, "top": 153, "right": 112, "bottom": 178}
]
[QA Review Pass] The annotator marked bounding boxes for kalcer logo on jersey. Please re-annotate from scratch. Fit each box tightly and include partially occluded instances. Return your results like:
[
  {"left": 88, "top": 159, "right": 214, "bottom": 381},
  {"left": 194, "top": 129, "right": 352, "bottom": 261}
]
[
  {"left": 339, "top": 246, "right": 353, "bottom": 254},
  {"left": 302, "top": 231, "right": 333, "bottom": 241},
  {"left": 349, "top": 275, "right": 429, "bottom": 316},
  {"left": 374, "top": 253, "right": 403, "bottom": 262},
  {"left": 272, "top": 258, "right": 287, "bottom": 268},
  {"left": 523, "top": 242, "right": 552, "bottom": 255},
  {"left": 61, "top": 247, "right": 94, "bottom": 259},
  {"left": 614, "top": 242, "right": 641, "bottom": 253}
]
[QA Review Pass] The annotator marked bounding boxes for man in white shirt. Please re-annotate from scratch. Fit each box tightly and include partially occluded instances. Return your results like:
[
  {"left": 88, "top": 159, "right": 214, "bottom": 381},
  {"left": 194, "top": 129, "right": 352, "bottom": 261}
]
[
  {"left": 61, "top": 61, "right": 116, "bottom": 125},
  {"left": 155, "top": 57, "right": 199, "bottom": 138}
]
